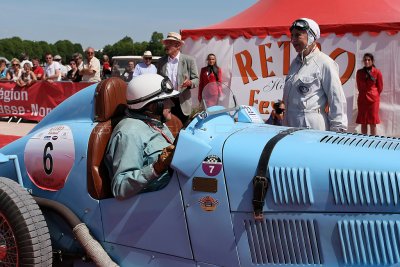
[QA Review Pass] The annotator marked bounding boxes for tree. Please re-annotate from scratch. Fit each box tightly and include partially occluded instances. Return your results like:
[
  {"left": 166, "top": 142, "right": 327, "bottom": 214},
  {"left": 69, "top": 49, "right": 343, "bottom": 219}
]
[
  {"left": 147, "top": 32, "right": 164, "bottom": 57},
  {"left": 103, "top": 36, "right": 135, "bottom": 58},
  {"left": 54, "top": 40, "right": 79, "bottom": 62},
  {"left": 0, "top": 32, "right": 163, "bottom": 63}
]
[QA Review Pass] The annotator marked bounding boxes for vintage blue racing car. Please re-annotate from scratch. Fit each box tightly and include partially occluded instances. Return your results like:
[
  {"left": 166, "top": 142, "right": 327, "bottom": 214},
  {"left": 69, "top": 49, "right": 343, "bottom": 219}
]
[{"left": 0, "top": 77, "right": 400, "bottom": 266}]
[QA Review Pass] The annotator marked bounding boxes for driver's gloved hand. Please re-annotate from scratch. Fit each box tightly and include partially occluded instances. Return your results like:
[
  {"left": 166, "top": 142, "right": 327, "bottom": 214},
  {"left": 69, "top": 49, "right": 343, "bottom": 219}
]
[{"left": 153, "top": 145, "right": 175, "bottom": 175}]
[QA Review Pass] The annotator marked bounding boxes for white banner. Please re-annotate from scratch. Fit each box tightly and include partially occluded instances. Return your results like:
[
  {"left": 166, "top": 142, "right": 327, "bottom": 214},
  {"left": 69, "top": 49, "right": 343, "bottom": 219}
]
[{"left": 183, "top": 32, "right": 400, "bottom": 137}]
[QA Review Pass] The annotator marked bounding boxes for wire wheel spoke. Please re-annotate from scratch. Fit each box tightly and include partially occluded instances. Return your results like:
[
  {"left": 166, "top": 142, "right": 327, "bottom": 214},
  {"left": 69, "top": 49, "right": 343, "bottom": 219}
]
[{"left": 0, "top": 212, "right": 18, "bottom": 264}]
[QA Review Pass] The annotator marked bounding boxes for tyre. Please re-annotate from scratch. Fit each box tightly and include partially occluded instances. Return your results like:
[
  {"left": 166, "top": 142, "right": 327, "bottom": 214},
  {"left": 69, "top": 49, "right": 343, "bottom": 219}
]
[{"left": 0, "top": 178, "right": 52, "bottom": 266}]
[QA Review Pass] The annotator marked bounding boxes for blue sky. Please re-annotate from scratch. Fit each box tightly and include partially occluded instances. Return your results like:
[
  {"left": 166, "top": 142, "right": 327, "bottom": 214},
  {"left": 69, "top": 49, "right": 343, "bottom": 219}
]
[{"left": 3, "top": 0, "right": 258, "bottom": 50}]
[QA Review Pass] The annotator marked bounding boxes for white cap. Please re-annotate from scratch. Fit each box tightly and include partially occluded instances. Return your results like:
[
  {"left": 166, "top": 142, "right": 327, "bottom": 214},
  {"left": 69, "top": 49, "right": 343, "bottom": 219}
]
[
  {"left": 143, "top": 51, "right": 152, "bottom": 57},
  {"left": 54, "top": 55, "right": 62, "bottom": 60}
]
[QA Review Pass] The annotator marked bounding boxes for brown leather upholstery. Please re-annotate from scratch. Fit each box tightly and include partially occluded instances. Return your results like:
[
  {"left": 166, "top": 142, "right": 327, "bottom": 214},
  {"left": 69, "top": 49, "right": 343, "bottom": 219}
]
[
  {"left": 94, "top": 77, "right": 127, "bottom": 122},
  {"left": 165, "top": 114, "right": 183, "bottom": 138},
  {"left": 87, "top": 78, "right": 127, "bottom": 199}
]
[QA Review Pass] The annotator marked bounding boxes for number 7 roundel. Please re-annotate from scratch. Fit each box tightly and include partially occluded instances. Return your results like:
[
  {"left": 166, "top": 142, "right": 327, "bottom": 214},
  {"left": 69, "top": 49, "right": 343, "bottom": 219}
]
[
  {"left": 24, "top": 125, "right": 75, "bottom": 191},
  {"left": 202, "top": 155, "right": 222, "bottom": 177}
]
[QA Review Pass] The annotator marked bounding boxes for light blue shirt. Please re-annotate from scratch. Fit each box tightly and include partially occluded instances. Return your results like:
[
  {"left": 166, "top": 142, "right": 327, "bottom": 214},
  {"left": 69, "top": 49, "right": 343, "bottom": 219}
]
[
  {"left": 132, "top": 62, "right": 157, "bottom": 77},
  {"left": 0, "top": 68, "right": 7, "bottom": 79},
  {"left": 105, "top": 111, "right": 174, "bottom": 200}
]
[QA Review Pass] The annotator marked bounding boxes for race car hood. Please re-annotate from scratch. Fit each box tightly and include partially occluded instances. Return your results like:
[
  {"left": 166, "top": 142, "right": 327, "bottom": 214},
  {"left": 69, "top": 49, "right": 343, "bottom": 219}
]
[{"left": 223, "top": 125, "right": 400, "bottom": 213}]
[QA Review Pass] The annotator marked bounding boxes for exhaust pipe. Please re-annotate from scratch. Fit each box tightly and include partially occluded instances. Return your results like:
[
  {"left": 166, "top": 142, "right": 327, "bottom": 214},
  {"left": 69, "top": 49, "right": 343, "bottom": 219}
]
[{"left": 34, "top": 196, "right": 119, "bottom": 267}]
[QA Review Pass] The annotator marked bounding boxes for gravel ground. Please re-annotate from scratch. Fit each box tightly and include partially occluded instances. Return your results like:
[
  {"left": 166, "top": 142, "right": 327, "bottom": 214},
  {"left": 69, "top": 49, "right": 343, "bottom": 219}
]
[{"left": 0, "top": 120, "right": 37, "bottom": 136}]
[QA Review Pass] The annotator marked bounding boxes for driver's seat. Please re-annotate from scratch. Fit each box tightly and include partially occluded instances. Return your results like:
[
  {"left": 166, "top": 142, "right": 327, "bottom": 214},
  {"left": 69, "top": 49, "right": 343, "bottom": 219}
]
[{"left": 87, "top": 78, "right": 127, "bottom": 199}]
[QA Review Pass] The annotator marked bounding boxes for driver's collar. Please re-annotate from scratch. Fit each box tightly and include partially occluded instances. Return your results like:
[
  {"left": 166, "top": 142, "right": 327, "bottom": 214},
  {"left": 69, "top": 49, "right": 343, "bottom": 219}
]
[{"left": 125, "top": 109, "right": 164, "bottom": 128}]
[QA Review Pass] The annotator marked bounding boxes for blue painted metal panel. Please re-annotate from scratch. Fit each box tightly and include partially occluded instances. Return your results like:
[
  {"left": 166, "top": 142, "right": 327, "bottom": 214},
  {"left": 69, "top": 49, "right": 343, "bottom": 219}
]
[
  {"left": 223, "top": 127, "right": 400, "bottom": 213},
  {"left": 102, "top": 241, "right": 196, "bottom": 267},
  {"left": 100, "top": 175, "right": 193, "bottom": 259},
  {"left": 173, "top": 112, "right": 246, "bottom": 267}
]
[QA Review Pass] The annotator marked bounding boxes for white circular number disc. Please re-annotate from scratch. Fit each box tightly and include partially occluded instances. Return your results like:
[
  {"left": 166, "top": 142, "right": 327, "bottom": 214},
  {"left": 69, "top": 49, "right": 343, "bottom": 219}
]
[{"left": 24, "top": 125, "right": 75, "bottom": 191}]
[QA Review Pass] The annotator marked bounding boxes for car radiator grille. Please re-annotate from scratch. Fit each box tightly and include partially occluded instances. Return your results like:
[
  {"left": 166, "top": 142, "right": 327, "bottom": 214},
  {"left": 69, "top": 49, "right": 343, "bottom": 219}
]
[{"left": 244, "top": 218, "right": 323, "bottom": 265}]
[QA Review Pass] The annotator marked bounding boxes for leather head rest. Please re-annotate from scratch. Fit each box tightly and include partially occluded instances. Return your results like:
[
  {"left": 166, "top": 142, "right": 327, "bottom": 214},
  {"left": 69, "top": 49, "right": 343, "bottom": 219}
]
[{"left": 95, "top": 78, "right": 127, "bottom": 122}]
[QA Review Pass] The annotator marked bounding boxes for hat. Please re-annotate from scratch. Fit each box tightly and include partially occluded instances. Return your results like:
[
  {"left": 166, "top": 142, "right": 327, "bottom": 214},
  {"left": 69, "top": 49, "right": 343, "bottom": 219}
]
[
  {"left": 54, "top": 55, "right": 62, "bottom": 60},
  {"left": 162, "top": 32, "right": 184, "bottom": 45},
  {"left": 143, "top": 51, "right": 152, "bottom": 57}
]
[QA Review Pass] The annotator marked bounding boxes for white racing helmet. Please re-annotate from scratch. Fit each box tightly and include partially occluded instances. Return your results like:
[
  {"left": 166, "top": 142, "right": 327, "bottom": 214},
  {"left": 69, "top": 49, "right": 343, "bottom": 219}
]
[
  {"left": 126, "top": 73, "right": 179, "bottom": 110},
  {"left": 290, "top": 18, "right": 320, "bottom": 46}
]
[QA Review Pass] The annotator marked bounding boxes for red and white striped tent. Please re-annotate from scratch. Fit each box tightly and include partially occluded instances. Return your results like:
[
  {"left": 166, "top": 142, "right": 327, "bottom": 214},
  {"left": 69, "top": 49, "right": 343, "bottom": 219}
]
[{"left": 181, "top": 0, "right": 400, "bottom": 136}]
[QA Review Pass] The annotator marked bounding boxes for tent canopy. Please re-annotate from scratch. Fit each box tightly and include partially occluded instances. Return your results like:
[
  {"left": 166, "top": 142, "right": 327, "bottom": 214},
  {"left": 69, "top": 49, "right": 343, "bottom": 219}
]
[{"left": 181, "top": 0, "right": 400, "bottom": 40}]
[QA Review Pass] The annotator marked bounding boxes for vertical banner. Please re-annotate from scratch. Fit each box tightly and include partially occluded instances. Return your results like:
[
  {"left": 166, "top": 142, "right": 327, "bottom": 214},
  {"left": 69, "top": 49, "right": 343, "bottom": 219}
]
[{"left": 0, "top": 81, "right": 94, "bottom": 121}]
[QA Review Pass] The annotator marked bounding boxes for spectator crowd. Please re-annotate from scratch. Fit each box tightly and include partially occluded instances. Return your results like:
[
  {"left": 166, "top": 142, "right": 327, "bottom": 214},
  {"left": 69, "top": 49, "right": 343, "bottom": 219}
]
[{"left": 0, "top": 47, "right": 160, "bottom": 85}]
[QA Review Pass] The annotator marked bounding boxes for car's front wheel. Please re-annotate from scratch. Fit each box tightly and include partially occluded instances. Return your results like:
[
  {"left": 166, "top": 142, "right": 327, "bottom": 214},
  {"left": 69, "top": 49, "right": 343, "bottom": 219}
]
[{"left": 0, "top": 178, "right": 52, "bottom": 266}]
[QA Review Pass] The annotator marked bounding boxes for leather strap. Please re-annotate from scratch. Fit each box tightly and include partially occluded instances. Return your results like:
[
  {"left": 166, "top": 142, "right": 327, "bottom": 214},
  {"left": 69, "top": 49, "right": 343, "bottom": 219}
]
[{"left": 252, "top": 127, "right": 303, "bottom": 220}]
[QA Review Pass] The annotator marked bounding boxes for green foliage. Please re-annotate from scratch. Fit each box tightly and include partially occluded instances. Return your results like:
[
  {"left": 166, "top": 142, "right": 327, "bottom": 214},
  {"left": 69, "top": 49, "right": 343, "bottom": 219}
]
[
  {"left": 0, "top": 32, "right": 164, "bottom": 64},
  {"left": 101, "top": 32, "right": 165, "bottom": 59},
  {"left": 147, "top": 32, "right": 165, "bottom": 57}
]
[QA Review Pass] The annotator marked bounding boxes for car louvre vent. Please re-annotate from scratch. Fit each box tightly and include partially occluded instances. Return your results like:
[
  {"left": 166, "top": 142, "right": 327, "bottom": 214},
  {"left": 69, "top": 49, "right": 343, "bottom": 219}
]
[
  {"left": 269, "top": 167, "right": 314, "bottom": 205},
  {"left": 320, "top": 133, "right": 400, "bottom": 150},
  {"left": 245, "top": 218, "right": 323, "bottom": 265},
  {"left": 338, "top": 220, "right": 400, "bottom": 265},
  {"left": 330, "top": 169, "right": 400, "bottom": 205}
]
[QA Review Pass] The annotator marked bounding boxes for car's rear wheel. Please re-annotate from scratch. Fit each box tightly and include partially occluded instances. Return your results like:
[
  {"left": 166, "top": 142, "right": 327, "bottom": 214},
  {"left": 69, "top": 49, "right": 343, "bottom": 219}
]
[{"left": 0, "top": 178, "right": 52, "bottom": 266}]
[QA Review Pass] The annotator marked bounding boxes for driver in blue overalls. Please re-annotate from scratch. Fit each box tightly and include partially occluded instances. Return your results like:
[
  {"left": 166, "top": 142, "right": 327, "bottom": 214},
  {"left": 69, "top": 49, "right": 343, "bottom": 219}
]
[{"left": 105, "top": 73, "right": 178, "bottom": 200}]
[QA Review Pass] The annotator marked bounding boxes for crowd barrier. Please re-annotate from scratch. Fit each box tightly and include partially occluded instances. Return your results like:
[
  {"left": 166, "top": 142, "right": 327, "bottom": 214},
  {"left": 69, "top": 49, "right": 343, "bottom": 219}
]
[{"left": 0, "top": 81, "right": 95, "bottom": 121}]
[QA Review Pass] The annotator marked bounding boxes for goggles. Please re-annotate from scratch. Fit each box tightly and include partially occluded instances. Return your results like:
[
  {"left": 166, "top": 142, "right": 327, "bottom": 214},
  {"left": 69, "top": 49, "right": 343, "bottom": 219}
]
[
  {"left": 127, "top": 77, "right": 174, "bottom": 105},
  {"left": 290, "top": 19, "right": 316, "bottom": 38}
]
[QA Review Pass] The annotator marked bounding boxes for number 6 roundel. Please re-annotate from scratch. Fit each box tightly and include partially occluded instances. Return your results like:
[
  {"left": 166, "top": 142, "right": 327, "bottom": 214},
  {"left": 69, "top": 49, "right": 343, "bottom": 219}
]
[{"left": 24, "top": 125, "right": 75, "bottom": 191}]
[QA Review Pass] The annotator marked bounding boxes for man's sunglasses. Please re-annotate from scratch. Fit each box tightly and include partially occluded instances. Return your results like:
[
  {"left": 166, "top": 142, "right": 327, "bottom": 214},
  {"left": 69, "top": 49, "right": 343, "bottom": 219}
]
[{"left": 290, "top": 19, "right": 316, "bottom": 38}]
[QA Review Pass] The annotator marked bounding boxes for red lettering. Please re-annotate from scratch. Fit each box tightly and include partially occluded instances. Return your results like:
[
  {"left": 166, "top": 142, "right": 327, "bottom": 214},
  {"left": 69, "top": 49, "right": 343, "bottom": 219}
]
[
  {"left": 278, "top": 41, "right": 291, "bottom": 75},
  {"left": 249, "top": 89, "right": 260, "bottom": 106},
  {"left": 259, "top": 101, "right": 270, "bottom": 114},
  {"left": 330, "top": 48, "right": 356, "bottom": 85},
  {"left": 235, "top": 50, "right": 258, "bottom": 85},
  {"left": 259, "top": 43, "right": 275, "bottom": 78}
]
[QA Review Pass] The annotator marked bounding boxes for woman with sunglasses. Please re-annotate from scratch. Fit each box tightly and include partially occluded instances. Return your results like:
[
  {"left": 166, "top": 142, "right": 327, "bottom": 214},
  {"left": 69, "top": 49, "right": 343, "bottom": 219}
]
[
  {"left": 355, "top": 53, "right": 383, "bottom": 135},
  {"left": 6, "top": 58, "right": 22, "bottom": 82},
  {"left": 282, "top": 18, "right": 347, "bottom": 132},
  {"left": 66, "top": 59, "right": 82, "bottom": 82}
]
